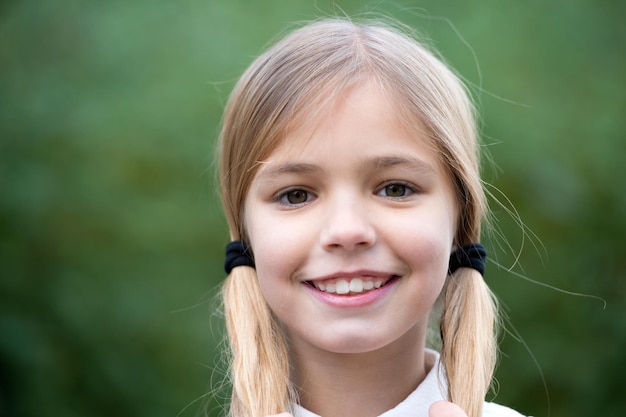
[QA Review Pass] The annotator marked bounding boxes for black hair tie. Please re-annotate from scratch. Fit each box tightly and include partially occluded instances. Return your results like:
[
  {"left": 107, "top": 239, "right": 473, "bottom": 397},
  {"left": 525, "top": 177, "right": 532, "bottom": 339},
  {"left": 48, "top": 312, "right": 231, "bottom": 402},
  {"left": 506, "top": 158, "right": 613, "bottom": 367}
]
[
  {"left": 448, "top": 243, "right": 487, "bottom": 276},
  {"left": 224, "top": 241, "right": 255, "bottom": 274}
]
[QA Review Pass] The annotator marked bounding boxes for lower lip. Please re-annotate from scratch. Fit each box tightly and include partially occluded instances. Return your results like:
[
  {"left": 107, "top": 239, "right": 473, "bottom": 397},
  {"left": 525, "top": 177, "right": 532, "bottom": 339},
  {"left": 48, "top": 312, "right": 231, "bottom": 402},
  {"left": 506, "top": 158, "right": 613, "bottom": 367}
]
[{"left": 303, "top": 276, "right": 400, "bottom": 308}]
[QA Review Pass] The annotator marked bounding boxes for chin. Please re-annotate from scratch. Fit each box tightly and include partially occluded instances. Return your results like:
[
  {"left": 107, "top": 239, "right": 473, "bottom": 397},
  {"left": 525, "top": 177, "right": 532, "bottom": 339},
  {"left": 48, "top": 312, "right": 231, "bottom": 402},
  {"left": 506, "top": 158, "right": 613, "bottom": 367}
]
[{"left": 295, "top": 323, "right": 421, "bottom": 356}]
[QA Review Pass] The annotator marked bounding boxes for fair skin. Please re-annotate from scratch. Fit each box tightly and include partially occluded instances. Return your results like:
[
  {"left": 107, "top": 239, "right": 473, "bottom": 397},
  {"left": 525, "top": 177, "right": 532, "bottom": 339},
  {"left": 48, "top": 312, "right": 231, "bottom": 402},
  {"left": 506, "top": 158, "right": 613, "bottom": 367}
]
[
  {"left": 245, "top": 80, "right": 466, "bottom": 417},
  {"left": 268, "top": 401, "right": 468, "bottom": 417}
]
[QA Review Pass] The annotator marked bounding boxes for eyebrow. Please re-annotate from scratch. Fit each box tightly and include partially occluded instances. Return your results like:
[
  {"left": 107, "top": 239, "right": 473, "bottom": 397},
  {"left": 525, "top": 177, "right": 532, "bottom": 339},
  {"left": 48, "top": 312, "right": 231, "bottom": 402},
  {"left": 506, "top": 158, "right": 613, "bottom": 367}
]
[
  {"left": 255, "top": 162, "right": 322, "bottom": 181},
  {"left": 367, "top": 155, "right": 436, "bottom": 175},
  {"left": 255, "top": 155, "right": 436, "bottom": 181}
]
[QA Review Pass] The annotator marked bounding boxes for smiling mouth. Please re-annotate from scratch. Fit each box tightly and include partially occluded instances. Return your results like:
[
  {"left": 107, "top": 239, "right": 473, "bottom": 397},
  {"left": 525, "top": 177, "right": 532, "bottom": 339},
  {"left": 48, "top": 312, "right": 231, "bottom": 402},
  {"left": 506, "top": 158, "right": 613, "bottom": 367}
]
[{"left": 305, "top": 276, "right": 398, "bottom": 295}]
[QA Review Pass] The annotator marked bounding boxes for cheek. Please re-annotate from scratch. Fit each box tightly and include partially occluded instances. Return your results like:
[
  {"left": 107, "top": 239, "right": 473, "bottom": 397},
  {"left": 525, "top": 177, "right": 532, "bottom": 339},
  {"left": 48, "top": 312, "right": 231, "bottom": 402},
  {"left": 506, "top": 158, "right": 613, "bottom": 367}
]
[
  {"left": 244, "top": 201, "right": 311, "bottom": 288},
  {"left": 247, "top": 224, "right": 311, "bottom": 319},
  {"left": 390, "top": 207, "right": 456, "bottom": 279},
  {"left": 403, "top": 233, "right": 451, "bottom": 279}
]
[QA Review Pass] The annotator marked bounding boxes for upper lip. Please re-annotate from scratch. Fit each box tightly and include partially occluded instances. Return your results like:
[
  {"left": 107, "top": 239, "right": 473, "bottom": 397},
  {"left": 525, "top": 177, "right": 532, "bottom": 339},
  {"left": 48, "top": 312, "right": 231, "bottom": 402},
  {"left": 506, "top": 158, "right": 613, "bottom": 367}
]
[{"left": 305, "top": 269, "right": 397, "bottom": 283}]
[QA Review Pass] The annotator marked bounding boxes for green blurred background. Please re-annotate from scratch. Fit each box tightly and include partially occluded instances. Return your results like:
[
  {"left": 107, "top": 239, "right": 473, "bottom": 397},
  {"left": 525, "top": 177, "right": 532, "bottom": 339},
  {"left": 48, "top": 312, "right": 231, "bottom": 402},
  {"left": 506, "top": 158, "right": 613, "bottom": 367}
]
[{"left": 1, "top": 1, "right": 624, "bottom": 416}]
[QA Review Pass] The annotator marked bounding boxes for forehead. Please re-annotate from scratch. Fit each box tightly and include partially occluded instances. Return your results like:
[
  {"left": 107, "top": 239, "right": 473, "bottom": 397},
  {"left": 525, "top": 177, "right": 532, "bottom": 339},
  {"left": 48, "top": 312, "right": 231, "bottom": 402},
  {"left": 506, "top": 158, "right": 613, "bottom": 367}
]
[{"left": 259, "top": 81, "right": 443, "bottom": 173}]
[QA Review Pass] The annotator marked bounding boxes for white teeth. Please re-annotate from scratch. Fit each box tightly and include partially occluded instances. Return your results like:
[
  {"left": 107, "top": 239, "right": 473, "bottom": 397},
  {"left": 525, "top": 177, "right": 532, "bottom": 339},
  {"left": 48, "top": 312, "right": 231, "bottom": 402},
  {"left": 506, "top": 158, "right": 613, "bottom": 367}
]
[
  {"left": 349, "top": 278, "right": 363, "bottom": 293},
  {"left": 313, "top": 277, "right": 387, "bottom": 294},
  {"left": 335, "top": 280, "right": 350, "bottom": 294}
]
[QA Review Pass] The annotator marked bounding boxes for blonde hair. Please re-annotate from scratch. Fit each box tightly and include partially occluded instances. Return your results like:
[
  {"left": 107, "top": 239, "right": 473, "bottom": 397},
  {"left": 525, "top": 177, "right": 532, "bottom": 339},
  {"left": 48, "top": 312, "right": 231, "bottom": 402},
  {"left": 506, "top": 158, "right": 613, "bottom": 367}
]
[{"left": 218, "top": 18, "right": 498, "bottom": 417}]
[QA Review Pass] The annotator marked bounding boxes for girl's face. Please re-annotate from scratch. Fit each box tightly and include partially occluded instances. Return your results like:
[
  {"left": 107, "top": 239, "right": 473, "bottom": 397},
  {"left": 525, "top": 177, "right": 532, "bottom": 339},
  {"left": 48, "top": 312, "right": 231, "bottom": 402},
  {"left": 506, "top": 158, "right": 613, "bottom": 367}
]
[{"left": 244, "top": 81, "right": 458, "bottom": 356}]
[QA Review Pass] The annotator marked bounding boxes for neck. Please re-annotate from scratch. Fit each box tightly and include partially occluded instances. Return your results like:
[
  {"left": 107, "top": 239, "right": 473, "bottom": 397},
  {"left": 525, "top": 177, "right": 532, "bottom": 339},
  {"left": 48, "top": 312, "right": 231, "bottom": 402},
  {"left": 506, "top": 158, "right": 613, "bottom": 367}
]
[{"left": 289, "top": 326, "right": 430, "bottom": 417}]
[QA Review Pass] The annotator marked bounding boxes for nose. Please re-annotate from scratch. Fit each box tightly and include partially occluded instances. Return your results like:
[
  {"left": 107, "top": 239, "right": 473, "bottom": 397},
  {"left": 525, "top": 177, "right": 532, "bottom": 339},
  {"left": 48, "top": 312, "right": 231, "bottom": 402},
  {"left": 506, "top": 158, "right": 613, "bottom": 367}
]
[{"left": 319, "top": 197, "right": 376, "bottom": 252}]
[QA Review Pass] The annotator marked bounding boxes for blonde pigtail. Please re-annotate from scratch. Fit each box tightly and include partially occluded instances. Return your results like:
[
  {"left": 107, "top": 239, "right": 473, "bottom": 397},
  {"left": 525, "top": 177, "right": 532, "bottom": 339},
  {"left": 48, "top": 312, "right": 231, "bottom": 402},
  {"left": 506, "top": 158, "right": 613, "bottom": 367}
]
[
  {"left": 223, "top": 266, "right": 293, "bottom": 417},
  {"left": 440, "top": 268, "right": 498, "bottom": 417}
]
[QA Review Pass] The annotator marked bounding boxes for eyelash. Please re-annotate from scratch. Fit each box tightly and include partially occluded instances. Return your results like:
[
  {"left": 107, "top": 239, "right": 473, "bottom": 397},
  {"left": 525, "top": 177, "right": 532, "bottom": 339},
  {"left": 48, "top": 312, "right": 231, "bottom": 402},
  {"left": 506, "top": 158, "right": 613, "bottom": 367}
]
[
  {"left": 275, "top": 188, "right": 316, "bottom": 207},
  {"left": 376, "top": 181, "right": 419, "bottom": 199},
  {"left": 273, "top": 181, "right": 418, "bottom": 207}
]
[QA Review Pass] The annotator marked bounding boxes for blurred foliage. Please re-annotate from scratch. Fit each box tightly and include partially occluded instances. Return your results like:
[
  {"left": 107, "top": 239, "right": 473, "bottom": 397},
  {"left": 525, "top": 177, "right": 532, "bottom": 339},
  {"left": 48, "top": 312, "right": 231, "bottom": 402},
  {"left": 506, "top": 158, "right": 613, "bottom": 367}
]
[{"left": 1, "top": 1, "right": 624, "bottom": 416}]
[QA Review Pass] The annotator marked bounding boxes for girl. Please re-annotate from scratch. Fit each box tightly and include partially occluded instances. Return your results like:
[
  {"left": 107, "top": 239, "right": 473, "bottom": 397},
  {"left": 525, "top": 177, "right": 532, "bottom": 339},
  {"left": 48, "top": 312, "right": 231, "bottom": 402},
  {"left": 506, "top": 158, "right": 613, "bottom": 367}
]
[{"left": 217, "top": 18, "right": 525, "bottom": 417}]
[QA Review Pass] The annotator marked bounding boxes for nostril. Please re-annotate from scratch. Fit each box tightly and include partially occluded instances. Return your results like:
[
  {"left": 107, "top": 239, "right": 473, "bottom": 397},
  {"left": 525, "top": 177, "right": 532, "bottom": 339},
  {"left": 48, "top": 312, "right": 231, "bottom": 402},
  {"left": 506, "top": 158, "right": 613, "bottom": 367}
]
[
  {"left": 322, "top": 234, "right": 376, "bottom": 251},
  {"left": 319, "top": 207, "right": 377, "bottom": 250}
]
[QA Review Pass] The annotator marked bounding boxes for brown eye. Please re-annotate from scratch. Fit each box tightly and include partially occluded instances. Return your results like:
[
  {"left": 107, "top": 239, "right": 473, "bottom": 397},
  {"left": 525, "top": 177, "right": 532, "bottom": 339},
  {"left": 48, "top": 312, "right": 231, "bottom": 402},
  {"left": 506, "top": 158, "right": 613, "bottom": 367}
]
[
  {"left": 383, "top": 183, "right": 407, "bottom": 197},
  {"left": 281, "top": 189, "right": 310, "bottom": 205}
]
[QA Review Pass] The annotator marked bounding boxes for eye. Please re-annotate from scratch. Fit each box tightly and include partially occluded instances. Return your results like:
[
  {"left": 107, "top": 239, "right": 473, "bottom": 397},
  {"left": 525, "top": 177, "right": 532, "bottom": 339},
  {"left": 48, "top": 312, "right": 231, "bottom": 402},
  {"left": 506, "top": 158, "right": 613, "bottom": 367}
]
[
  {"left": 278, "top": 188, "right": 313, "bottom": 206},
  {"left": 377, "top": 182, "right": 415, "bottom": 198}
]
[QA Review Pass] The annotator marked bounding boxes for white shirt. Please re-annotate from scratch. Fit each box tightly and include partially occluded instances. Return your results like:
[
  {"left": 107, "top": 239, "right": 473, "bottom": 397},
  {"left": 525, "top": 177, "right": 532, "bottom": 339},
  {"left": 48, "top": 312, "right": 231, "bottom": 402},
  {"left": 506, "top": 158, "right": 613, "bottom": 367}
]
[{"left": 292, "top": 350, "right": 526, "bottom": 417}]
